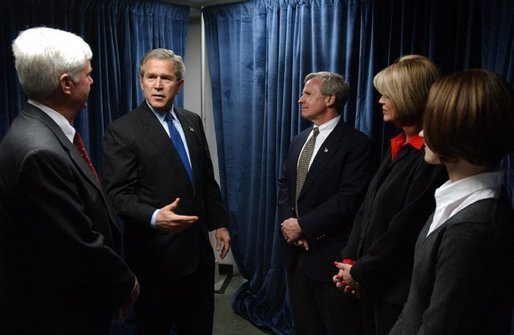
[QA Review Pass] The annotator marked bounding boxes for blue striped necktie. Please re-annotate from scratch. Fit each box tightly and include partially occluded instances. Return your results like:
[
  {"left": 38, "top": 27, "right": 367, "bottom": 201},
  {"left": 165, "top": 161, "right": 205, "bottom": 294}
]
[{"left": 165, "top": 113, "right": 193, "bottom": 184}]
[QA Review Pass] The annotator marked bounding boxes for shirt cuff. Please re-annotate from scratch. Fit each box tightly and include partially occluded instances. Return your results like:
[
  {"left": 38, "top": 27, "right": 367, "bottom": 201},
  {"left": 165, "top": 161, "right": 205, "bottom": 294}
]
[{"left": 150, "top": 209, "right": 158, "bottom": 229}]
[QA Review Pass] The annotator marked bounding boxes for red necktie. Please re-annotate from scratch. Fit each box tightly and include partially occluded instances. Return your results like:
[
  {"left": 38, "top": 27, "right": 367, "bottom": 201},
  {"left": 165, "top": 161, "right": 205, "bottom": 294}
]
[{"left": 73, "top": 132, "right": 100, "bottom": 185}]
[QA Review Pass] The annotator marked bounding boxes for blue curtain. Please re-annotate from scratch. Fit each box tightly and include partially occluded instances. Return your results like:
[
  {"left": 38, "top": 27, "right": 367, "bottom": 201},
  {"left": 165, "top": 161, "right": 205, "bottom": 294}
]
[
  {"left": 0, "top": 0, "right": 190, "bottom": 176},
  {"left": 204, "top": 1, "right": 359, "bottom": 333},
  {"left": 203, "top": 0, "right": 514, "bottom": 334},
  {"left": 481, "top": 0, "right": 514, "bottom": 208}
]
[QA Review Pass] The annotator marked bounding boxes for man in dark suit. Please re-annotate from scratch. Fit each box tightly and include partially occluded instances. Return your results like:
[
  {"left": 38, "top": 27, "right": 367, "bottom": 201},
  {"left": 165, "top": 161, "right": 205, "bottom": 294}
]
[
  {"left": 102, "top": 48, "right": 231, "bottom": 335},
  {"left": 278, "top": 72, "right": 377, "bottom": 334},
  {"left": 0, "top": 27, "right": 139, "bottom": 335}
]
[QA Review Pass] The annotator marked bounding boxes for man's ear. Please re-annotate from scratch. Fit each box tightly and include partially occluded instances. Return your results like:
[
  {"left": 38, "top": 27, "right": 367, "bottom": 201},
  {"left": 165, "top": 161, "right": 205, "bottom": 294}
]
[
  {"left": 325, "top": 95, "right": 336, "bottom": 107},
  {"left": 59, "top": 73, "right": 73, "bottom": 95}
]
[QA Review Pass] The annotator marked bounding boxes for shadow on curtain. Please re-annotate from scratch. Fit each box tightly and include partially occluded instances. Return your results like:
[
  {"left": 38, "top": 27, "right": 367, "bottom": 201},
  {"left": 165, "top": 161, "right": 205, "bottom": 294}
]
[
  {"left": 203, "top": 0, "right": 514, "bottom": 334},
  {"left": 482, "top": 0, "right": 514, "bottom": 208},
  {"left": 0, "top": 0, "right": 189, "bottom": 177}
]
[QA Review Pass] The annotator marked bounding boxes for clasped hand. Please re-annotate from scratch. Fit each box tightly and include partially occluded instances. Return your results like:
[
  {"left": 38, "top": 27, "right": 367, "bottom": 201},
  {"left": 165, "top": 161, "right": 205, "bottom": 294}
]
[
  {"left": 333, "top": 262, "right": 361, "bottom": 298},
  {"left": 281, "top": 218, "right": 309, "bottom": 251}
]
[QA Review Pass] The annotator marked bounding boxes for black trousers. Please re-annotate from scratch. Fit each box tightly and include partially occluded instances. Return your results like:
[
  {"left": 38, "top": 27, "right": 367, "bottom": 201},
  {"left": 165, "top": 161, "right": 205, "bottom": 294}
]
[
  {"left": 360, "top": 293, "right": 403, "bottom": 335},
  {"left": 134, "top": 264, "right": 215, "bottom": 335},
  {"left": 287, "top": 261, "right": 363, "bottom": 335}
]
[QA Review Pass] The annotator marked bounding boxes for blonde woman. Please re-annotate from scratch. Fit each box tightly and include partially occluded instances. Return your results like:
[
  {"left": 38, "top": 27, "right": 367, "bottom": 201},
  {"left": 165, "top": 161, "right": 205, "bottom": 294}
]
[{"left": 333, "top": 55, "right": 447, "bottom": 335}]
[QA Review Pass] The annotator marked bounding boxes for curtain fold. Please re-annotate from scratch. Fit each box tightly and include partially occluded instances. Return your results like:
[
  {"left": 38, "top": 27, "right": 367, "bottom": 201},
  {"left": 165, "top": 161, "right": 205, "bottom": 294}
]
[
  {"left": 0, "top": 0, "right": 190, "bottom": 176},
  {"left": 203, "top": 0, "right": 514, "bottom": 333},
  {"left": 482, "top": 0, "right": 514, "bottom": 206}
]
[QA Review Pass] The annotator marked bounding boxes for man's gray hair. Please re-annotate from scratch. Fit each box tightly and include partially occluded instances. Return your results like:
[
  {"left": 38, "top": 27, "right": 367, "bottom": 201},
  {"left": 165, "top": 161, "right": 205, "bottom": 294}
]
[{"left": 304, "top": 71, "right": 350, "bottom": 111}]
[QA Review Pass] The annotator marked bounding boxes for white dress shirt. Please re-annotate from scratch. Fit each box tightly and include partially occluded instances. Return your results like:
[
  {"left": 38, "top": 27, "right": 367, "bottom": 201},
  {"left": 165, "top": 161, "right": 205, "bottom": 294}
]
[
  {"left": 427, "top": 170, "right": 503, "bottom": 236},
  {"left": 297, "top": 115, "right": 340, "bottom": 170}
]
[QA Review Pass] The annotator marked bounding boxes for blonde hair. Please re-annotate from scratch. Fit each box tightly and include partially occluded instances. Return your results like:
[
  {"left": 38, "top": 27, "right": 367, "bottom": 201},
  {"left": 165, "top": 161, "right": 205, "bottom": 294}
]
[{"left": 373, "top": 55, "right": 439, "bottom": 126}]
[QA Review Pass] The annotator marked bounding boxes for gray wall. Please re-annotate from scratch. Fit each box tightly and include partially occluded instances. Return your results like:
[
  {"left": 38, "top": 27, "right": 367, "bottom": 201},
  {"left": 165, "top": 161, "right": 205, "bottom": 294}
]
[{"left": 183, "top": 15, "right": 237, "bottom": 271}]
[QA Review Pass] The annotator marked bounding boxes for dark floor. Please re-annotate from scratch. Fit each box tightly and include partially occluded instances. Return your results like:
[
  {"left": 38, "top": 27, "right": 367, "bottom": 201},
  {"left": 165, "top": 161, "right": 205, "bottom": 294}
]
[
  {"left": 213, "top": 274, "right": 270, "bottom": 335},
  {"left": 110, "top": 274, "right": 268, "bottom": 335}
]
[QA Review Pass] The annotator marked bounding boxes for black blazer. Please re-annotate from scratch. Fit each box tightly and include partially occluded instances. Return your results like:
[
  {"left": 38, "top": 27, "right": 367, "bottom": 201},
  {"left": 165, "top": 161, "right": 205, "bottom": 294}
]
[
  {"left": 102, "top": 102, "right": 228, "bottom": 279},
  {"left": 278, "top": 118, "right": 377, "bottom": 283},
  {"left": 0, "top": 103, "right": 135, "bottom": 333},
  {"left": 342, "top": 145, "right": 447, "bottom": 305}
]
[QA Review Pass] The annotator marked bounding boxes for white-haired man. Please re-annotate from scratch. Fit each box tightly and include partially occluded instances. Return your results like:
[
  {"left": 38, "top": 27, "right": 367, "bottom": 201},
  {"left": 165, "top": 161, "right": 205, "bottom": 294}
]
[{"left": 0, "top": 27, "right": 138, "bottom": 334}]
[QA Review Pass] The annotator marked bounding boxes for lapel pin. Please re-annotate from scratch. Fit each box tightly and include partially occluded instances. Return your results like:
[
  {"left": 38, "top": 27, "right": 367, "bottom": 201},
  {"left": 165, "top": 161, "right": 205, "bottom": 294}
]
[
  {"left": 324, "top": 147, "right": 328, "bottom": 152},
  {"left": 189, "top": 127, "right": 195, "bottom": 133}
]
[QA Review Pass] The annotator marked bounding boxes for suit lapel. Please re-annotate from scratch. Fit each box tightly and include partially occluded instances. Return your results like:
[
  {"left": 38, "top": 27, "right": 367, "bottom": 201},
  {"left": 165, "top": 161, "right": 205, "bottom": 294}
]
[
  {"left": 23, "top": 104, "right": 120, "bottom": 231},
  {"left": 24, "top": 105, "right": 101, "bottom": 190},
  {"left": 137, "top": 104, "right": 194, "bottom": 187},
  {"left": 290, "top": 129, "right": 310, "bottom": 196},
  {"left": 297, "top": 120, "right": 344, "bottom": 200}
]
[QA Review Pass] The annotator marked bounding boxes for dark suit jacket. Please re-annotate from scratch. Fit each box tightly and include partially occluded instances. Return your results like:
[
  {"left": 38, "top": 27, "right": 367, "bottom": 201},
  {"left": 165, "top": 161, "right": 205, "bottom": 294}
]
[
  {"left": 278, "top": 118, "right": 377, "bottom": 283},
  {"left": 0, "top": 103, "right": 136, "bottom": 334},
  {"left": 342, "top": 145, "right": 447, "bottom": 305},
  {"left": 390, "top": 193, "right": 514, "bottom": 335},
  {"left": 102, "top": 102, "right": 228, "bottom": 279}
]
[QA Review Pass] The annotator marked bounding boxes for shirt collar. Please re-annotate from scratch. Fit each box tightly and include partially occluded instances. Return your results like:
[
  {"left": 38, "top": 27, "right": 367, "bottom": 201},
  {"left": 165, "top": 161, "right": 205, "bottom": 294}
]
[
  {"left": 427, "top": 170, "right": 504, "bottom": 236},
  {"left": 28, "top": 99, "right": 76, "bottom": 143},
  {"left": 146, "top": 100, "right": 176, "bottom": 122},
  {"left": 434, "top": 170, "right": 504, "bottom": 208},
  {"left": 316, "top": 115, "right": 340, "bottom": 134},
  {"left": 390, "top": 131, "right": 424, "bottom": 160}
]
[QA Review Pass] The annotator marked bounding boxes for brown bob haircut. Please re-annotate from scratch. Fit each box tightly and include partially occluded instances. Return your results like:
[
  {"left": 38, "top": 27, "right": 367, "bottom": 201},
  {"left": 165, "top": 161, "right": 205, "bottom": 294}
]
[
  {"left": 373, "top": 55, "right": 440, "bottom": 127},
  {"left": 424, "top": 69, "right": 514, "bottom": 166}
]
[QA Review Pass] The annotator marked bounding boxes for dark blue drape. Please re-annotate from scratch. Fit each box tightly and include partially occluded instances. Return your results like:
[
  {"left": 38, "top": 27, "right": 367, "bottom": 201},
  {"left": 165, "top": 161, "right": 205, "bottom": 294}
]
[
  {"left": 203, "top": 0, "right": 514, "bottom": 334},
  {"left": 0, "top": 0, "right": 190, "bottom": 175}
]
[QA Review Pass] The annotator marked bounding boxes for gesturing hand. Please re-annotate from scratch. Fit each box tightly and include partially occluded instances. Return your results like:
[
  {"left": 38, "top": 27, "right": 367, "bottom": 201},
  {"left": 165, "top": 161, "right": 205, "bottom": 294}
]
[{"left": 155, "top": 198, "right": 198, "bottom": 233}]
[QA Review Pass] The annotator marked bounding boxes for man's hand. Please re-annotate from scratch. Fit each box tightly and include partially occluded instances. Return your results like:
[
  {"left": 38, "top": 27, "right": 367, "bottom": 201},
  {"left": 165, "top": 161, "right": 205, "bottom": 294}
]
[
  {"left": 293, "top": 237, "right": 310, "bottom": 251},
  {"left": 117, "top": 277, "right": 140, "bottom": 321},
  {"left": 215, "top": 227, "right": 231, "bottom": 259},
  {"left": 281, "top": 217, "right": 302, "bottom": 243},
  {"left": 155, "top": 198, "right": 198, "bottom": 233}
]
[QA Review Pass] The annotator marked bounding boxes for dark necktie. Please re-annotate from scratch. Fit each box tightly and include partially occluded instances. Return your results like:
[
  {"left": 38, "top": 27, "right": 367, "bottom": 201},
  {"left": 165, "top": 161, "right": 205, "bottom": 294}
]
[
  {"left": 165, "top": 113, "right": 193, "bottom": 183},
  {"left": 295, "top": 127, "right": 319, "bottom": 203},
  {"left": 73, "top": 132, "right": 100, "bottom": 185}
]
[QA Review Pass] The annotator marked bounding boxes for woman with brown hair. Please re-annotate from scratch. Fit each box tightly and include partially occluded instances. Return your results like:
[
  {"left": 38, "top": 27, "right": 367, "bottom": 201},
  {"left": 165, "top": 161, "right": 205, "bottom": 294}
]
[{"left": 390, "top": 69, "right": 514, "bottom": 334}]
